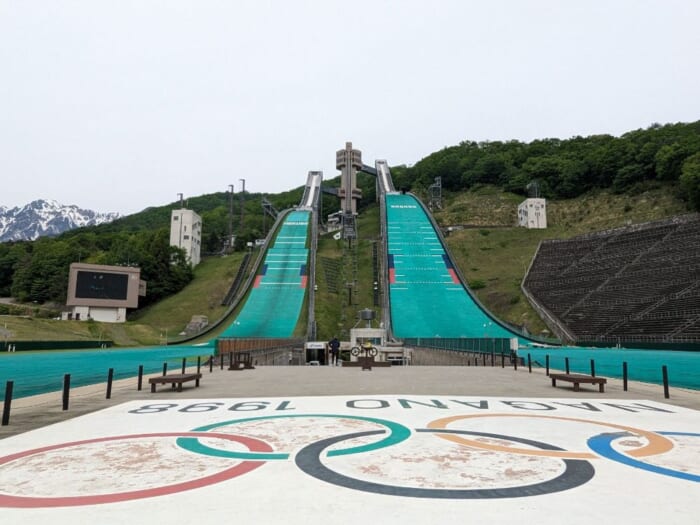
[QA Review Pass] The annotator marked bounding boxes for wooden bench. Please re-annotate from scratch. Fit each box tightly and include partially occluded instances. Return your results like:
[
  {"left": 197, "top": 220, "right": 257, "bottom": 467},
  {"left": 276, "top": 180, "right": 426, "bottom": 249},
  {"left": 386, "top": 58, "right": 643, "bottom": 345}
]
[
  {"left": 550, "top": 373, "right": 607, "bottom": 393},
  {"left": 149, "top": 373, "right": 202, "bottom": 393},
  {"left": 341, "top": 360, "right": 391, "bottom": 368}
]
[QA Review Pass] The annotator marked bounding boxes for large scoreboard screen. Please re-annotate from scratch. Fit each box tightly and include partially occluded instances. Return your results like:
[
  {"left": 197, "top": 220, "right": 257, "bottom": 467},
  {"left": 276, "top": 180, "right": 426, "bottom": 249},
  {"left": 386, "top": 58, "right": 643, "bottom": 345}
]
[
  {"left": 75, "top": 271, "right": 129, "bottom": 300},
  {"left": 66, "top": 263, "right": 142, "bottom": 308}
]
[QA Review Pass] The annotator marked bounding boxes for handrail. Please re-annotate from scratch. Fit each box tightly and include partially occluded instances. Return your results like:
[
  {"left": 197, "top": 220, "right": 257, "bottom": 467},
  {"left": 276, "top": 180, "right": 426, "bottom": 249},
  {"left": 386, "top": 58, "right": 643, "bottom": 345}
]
[
  {"left": 304, "top": 171, "right": 322, "bottom": 340},
  {"left": 375, "top": 160, "right": 394, "bottom": 339},
  {"left": 221, "top": 252, "right": 252, "bottom": 306}
]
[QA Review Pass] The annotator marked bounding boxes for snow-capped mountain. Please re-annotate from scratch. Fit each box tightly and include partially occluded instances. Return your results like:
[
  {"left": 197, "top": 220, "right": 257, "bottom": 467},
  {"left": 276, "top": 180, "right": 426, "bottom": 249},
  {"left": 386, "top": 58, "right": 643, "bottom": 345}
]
[{"left": 0, "top": 200, "right": 120, "bottom": 242}]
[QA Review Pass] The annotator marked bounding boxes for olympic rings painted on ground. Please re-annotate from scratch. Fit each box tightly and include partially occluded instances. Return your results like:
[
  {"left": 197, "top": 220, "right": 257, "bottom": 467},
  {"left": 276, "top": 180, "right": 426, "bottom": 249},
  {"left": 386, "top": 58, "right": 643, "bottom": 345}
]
[
  {"left": 2, "top": 414, "right": 697, "bottom": 507},
  {"left": 0, "top": 432, "right": 271, "bottom": 508},
  {"left": 588, "top": 431, "right": 700, "bottom": 483},
  {"left": 295, "top": 428, "right": 595, "bottom": 499},
  {"left": 176, "top": 414, "right": 411, "bottom": 461},
  {"left": 427, "top": 414, "right": 674, "bottom": 460}
]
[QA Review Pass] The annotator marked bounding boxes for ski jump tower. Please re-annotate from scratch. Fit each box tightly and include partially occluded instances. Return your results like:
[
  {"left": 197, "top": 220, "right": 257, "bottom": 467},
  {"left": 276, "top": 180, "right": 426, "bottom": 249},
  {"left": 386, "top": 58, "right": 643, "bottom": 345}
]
[{"left": 336, "top": 142, "right": 363, "bottom": 239}]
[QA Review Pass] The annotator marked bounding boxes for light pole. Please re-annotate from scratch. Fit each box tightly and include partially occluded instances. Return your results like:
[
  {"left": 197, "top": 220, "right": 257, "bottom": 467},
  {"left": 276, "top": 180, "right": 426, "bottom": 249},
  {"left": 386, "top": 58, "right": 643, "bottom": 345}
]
[
  {"left": 228, "top": 184, "right": 234, "bottom": 253},
  {"left": 2, "top": 322, "right": 9, "bottom": 351},
  {"left": 239, "top": 178, "right": 245, "bottom": 232}
]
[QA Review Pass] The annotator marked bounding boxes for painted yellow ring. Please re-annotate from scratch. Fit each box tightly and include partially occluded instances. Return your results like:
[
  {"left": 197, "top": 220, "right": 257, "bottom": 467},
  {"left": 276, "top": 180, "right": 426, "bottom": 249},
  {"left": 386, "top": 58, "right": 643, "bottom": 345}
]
[{"left": 427, "top": 414, "right": 674, "bottom": 460}]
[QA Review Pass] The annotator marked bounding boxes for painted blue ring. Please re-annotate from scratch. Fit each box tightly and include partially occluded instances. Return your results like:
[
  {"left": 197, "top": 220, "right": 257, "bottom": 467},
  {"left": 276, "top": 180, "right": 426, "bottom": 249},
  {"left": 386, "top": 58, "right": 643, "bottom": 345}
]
[{"left": 587, "top": 431, "right": 700, "bottom": 482}]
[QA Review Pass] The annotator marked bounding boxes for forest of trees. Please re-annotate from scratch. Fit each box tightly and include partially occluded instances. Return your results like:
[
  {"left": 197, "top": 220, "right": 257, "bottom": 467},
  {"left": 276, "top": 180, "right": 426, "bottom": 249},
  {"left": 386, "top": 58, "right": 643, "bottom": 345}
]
[
  {"left": 1, "top": 120, "right": 699, "bottom": 309},
  {"left": 391, "top": 121, "right": 700, "bottom": 209},
  {"left": 0, "top": 229, "right": 193, "bottom": 308},
  {"left": 0, "top": 182, "right": 346, "bottom": 308}
]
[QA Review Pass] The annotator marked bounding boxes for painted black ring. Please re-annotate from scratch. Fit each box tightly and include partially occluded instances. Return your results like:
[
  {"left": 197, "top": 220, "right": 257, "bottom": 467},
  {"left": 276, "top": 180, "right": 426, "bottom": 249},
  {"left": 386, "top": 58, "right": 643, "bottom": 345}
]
[{"left": 295, "top": 428, "right": 595, "bottom": 499}]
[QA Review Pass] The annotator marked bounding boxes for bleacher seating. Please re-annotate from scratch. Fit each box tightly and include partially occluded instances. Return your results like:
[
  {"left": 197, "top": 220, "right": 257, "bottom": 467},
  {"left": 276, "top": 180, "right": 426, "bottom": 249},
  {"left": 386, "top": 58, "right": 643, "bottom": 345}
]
[
  {"left": 679, "top": 318, "right": 700, "bottom": 338},
  {"left": 523, "top": 214, "right": 700, "bottom": 344}
]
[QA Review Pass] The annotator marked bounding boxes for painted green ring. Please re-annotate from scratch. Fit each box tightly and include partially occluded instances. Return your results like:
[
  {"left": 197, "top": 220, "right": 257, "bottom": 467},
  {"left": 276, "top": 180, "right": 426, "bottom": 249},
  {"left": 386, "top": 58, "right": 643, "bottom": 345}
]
[{"left": 176, "top": 414, "right": 411, "bottom": 460}]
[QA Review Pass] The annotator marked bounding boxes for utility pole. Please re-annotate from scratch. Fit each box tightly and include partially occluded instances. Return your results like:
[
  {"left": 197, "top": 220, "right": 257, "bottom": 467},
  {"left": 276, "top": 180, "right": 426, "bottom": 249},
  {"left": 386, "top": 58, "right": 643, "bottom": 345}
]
[
  {"left": 228, "top": 184, "right": 234, "bottom": 253},
  {"left": 239, "top": 178, "right": 246, "bottom": 232},
  {"left": 177, "top": 192, "right": 184, "bottom": 249}
]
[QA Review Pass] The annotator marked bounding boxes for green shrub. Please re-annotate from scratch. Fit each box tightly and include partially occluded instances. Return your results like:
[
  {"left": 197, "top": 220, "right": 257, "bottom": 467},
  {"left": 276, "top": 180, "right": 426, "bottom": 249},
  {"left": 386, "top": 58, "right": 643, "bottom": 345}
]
[
  {"left": 0, "top": 304, "right": 30, "bottom": 316},
  {"left": 469, "top": 279, "right": 486, "bottom": 290},
  {"left": 34, "top": 308, "right": 60, "bottom": 319}
]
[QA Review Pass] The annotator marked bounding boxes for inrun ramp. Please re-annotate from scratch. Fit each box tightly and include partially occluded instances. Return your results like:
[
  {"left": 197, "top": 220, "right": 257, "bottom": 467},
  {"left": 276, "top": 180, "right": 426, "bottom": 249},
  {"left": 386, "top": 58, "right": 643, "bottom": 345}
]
[
  {"left": 219, "top": 210, "right": 310, "bottom": 338},
  {"left": 386, "top": 193, "right": 515, "bottom": 339}
]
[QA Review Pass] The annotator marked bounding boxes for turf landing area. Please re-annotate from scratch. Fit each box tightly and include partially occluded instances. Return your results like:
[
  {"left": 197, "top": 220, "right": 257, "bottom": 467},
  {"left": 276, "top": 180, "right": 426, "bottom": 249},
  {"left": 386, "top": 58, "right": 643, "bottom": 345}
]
[
  {"left": 220, "top": 210, "right": 310, "bottom": 338},
  {"left": 385, "top": 194, "right": 513, "bottom": 339}
]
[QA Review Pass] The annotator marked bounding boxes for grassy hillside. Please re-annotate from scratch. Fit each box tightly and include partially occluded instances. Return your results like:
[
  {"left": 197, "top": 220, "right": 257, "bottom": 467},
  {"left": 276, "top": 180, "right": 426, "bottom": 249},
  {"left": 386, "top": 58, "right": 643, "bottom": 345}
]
[
  {"left": 1, "top": 253, "right": 244, "bottom": 346},
  {"left": 1, "top": 184, "right": 691, "bottom": 345},
  {"left": 128, "top": 253, "right": 246, "bottom": 338},
  {"left": 436, "top": 184, "right": 688, "bottom": 335},
  {"left": 314, "top": 207, "right": 381, "bottom": 341}
]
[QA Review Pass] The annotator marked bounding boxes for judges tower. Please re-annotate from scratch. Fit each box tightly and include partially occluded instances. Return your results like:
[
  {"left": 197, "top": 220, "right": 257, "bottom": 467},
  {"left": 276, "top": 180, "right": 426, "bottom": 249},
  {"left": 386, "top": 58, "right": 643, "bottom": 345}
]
[{"left": 336, "top": 142, "right": 363, "bottom": 239}]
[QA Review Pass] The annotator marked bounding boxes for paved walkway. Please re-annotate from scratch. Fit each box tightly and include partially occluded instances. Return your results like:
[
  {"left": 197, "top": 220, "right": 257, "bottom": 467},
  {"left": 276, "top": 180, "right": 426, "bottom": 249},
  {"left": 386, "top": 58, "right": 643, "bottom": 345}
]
[
  {"left": 2, "top": 364, "right": 698, "bottom": 439},
  {"left": 2, "top": 366, "right": 699, "bottom": 524}
]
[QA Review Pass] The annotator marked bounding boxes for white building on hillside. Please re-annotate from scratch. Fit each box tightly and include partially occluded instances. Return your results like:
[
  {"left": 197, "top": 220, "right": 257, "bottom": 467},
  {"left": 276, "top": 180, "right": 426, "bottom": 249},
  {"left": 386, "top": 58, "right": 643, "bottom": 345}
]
[
  {"left": 170, "top": 208, "right": 202, "bottom": 266},
  {"left": 518, "top": 198, "right": 547, "bottom": 229}
]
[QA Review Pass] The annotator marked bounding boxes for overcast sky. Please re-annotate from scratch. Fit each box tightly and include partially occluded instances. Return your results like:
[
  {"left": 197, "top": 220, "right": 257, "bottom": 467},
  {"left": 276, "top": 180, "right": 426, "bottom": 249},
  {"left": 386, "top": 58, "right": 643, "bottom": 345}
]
[{"left": 2, "top": 1, "right": 699, "bottom": 215}]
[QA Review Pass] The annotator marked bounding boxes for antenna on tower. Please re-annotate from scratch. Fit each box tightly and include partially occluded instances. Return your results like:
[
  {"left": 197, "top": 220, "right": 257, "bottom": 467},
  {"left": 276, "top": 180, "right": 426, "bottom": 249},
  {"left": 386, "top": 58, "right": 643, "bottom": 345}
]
[
  {"left": 526, "top": 181, "right": 541, "bottom": 198},
  {"left": 429, "top": 177, "right": 443, "bottom": 211},
  {"left": 227, "top": 184, "right": 234, "bottom": 253}
]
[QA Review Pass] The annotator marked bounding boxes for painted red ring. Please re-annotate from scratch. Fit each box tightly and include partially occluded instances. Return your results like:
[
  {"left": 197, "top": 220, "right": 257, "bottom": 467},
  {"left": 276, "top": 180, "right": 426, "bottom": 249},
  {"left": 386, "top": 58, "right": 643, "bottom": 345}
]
[{"left": 0, "top": 432, "right": 271, "bottom": 508}]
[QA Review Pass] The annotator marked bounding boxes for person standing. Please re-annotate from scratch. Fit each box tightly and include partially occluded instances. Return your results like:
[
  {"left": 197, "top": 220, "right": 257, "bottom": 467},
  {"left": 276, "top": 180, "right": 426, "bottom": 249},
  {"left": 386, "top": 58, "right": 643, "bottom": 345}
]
[{"left": 328, "top": 337, "right": 340, "bottom": 366}]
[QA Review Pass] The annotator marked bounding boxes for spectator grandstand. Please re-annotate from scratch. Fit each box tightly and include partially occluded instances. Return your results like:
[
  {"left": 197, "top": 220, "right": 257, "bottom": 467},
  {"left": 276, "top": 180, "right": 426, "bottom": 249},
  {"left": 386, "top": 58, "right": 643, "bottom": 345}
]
[{"left": 523, "top": 214, "right": 700, "bottom": 346}]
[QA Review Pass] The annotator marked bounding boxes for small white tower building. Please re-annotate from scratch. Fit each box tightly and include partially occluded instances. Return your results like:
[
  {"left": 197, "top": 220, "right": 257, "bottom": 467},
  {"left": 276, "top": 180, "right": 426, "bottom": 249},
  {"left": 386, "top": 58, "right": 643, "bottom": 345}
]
[
  {"left": 517, "top": 198, "right": 547, "bottom": 229},
  {"left": 170, "top": 208, "right": 202, "bottom": 266}
]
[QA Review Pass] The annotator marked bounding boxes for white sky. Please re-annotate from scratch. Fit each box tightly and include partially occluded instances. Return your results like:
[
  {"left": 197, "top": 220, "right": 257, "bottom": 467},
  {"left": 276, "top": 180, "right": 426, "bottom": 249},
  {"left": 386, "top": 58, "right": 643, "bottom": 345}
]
[{"left": 2, "top": 0, "right": 699, "bottom": 215}]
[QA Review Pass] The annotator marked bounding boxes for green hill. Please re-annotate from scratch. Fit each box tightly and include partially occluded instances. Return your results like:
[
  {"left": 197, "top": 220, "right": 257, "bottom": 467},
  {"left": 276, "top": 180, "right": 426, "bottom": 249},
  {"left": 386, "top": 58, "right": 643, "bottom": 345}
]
[
  {"left": 436, "top": 184, "right": 688, "bottom": 336},
  {"left": 2, "top": 184, "right": 689, "bottom": 345},
  {"left": 2, "top": 119, "right": 700, "bottom": 344}
]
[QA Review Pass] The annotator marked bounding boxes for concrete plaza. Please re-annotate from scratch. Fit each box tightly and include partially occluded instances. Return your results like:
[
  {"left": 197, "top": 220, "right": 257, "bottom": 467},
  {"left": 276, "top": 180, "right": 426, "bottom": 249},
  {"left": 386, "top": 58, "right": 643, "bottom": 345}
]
[{"left": 1, "top": 366, "right": 699, "bottom": 524}]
